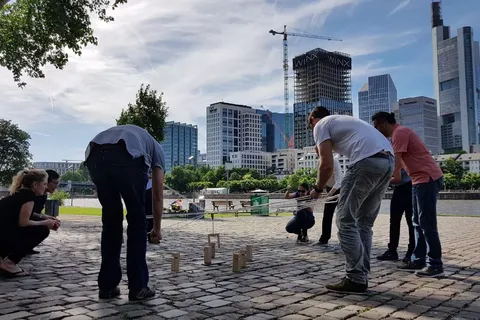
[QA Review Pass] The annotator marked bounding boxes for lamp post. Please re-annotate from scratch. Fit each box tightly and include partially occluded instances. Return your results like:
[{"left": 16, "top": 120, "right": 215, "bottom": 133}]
[{"left": 224, "top": 162, "right": 234, "bottom": 210}]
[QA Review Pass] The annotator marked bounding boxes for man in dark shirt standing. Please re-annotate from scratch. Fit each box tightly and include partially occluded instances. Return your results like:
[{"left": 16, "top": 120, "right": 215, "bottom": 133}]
[
  {"left": 85, "top": 124, "right": 165, "bottom": 301},
  {"left": 29, "top": 170, "right": 61, "bottom": 254}
]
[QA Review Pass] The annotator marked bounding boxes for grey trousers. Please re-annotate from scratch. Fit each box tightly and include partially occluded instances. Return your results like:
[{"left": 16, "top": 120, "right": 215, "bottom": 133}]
[{"left": 336, "top": 155, "right": 394, "bottom": 284}]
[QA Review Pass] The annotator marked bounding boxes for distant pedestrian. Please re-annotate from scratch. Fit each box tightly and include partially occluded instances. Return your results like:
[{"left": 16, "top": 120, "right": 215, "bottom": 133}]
[
  {"left": 85, "top": 124, "right": 165, "bottom": 301},
  {"left": 372, "top": 112, "right": 444, "bottom": 278},
  {"left": 308, "top": 107, "right": 394, "bottom": 294}
]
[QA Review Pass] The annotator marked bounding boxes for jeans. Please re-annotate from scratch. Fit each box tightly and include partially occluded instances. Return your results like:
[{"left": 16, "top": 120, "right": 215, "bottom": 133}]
[
  {"left": 389, "top": 182, "right": 414, "bottom": 255},
  {"left": 0, "top": 226, "right": 50, "bottom": 263},
  {"left": 336, "top": 155, "right": 394, "bottom": 284},
  {"left": 86, "top": 143, "right": 149, "bottom": 293},
  {"left": 286, "top": 209, "right": 315, "bottom": 235},
  {"left": 412, "top": 177, "right": 443, "bottom": 268},
  {"left": 319, "top": 188, "right": 340, "bottom": 243}
]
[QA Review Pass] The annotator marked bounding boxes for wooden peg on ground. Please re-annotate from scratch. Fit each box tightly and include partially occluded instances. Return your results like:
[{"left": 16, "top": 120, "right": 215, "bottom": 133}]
[
  {"left": 245, "top": 245, "right": 253, "bottom": 262},
  {"left": 209, "top": 242, "right": 216, "bottom": 259},
  {"left": 204, "top": 246, "right": 212, "bottom": 266},
  {"left": 171, "top": 253, "right": 180, "bottom": 272},
  {"left": 208, "top": 233, "right": 221, "bottom": 248},
  {"left": 232, "top": 253, "right": 241, "bottom": 272},
  {"left": 240, "top": 249, "right": 247, "bottom": 269}
]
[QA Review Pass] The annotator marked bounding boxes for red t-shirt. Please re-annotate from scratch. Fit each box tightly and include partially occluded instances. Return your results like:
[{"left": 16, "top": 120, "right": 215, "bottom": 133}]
[{"left": 392, "top": 125, "right": 443, "bottom": 185}]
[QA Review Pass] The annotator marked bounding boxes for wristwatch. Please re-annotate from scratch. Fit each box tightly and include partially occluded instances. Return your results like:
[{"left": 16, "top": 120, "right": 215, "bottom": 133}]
[{"left": 314, "top": 186, "right": 323, "bottom": 193}]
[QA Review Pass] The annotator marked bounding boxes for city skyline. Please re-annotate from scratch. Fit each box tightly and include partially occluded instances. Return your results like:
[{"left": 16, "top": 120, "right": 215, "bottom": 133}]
[{"left": 1, "top": 0, "right": 479, "bottom": 161}]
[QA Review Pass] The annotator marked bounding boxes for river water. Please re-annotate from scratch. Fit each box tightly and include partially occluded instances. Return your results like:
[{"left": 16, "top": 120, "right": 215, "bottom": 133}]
[{"left": 65, "top": 198, "right": 480, "bottom": 216}]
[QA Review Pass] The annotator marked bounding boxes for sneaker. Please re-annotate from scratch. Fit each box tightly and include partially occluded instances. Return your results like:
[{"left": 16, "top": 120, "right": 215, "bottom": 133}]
[
  {"left": 128, "top": 287, "right": 156, "bottom": 301},
  {"left": 316, "top": 240, "right": 328, "bottom": 246},
  {"left": 376, "top": 250, "right": 398, "bottom": 261},
  {"left": 296, "top": 234, "right": 302, "bottom": 243},
  {"left": 415, "top": 267, "right": 444, "bottom": 278},
  {"left": 402, "top": 254, "right": 412, "bottom": 263},
  {"left": 326, "top": 277, "right": 368, "bottom": 294},
  {"left": 397, "top": 261, "right": 425, "bottom": 272},
  {"left": 99, "top": 287, "right": 121, "bottom": 299}
]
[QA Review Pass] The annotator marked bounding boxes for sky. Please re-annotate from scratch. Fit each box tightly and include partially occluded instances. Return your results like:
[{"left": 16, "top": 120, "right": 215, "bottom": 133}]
[{"left": 1, "top": 0, "right": 479, "bottom": 162}]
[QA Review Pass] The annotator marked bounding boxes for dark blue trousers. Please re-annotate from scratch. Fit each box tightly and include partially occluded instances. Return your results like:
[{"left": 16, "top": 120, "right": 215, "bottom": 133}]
[
  {"left": 412, "top": 177, "right": 443, "bottom": 268},
  {"left": 86, "top": 143, "right": 149, "bottom": 293}
]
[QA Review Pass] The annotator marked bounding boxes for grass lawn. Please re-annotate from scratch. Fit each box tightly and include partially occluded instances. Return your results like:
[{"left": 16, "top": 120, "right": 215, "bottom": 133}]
[{"left": 58, "top": 206, "right": 292, "bottom": 218}]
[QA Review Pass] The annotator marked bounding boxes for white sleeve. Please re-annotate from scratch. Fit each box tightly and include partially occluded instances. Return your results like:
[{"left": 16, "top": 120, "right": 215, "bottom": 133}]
[
  {"left": 313, "top": 119, "right": 331, "bottom": 146},
  {"left": 332, "top": 157, "right": 344, "bottom": 190}
]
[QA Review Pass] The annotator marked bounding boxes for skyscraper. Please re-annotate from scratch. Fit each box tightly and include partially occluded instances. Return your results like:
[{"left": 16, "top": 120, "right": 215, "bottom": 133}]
[
  {"left": 206, "top": 102, "right": 262, "bottom": 167},
  {"left": 161, "top": 121, "right": 198, "bottom": 173},
  {"left": 358, "top": 74, "right": 398, "bottom": 124},
  {"left": 431, "top": 1, "right": 480, "bottom": 153},
  {"left": 256, "top": 109, "right": 294, "bottom": 152},
  {"left": 292, "top": 48, "right": 353, "bottom": 148},
  {"left": 398, "top": 97, "right": 440, "bottom": 155}
]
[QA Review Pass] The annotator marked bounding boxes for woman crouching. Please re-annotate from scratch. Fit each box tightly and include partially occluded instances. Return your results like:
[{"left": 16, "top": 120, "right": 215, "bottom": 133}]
[
  {"left": 284, "top": 183, "right": 315, "bottom": 243},
  {"left": 0, "top": 169, "right": 60, "bottom": 277}
]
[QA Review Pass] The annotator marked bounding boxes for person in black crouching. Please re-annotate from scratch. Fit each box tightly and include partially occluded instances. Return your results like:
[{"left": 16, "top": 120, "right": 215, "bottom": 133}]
[
  {"left": 0, "top": 169, "right": 60, "bottom": 277},
  {"left": 284, "top": 183, "right": 315, "bottom": 243}
]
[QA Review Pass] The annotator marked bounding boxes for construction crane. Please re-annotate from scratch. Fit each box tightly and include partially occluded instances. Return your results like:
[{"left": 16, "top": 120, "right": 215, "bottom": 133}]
[{"left": 269, "top": 25, "right": 342, "bottom": 148}]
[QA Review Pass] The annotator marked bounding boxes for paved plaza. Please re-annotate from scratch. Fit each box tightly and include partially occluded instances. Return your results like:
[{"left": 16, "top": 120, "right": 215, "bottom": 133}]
[{"left": 1, "top": 214, "right": 480, "bottom": 320}]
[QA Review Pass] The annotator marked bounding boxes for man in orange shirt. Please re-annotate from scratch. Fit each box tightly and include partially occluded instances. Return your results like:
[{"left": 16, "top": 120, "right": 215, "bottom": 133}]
[{"left": 372, "top": 112, "right": 444, "bottom": 278}]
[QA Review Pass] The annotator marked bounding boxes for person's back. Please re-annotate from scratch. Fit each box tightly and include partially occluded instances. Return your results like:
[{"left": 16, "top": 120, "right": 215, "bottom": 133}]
[
  {"left": 392, "top": 125, "right": 442, "bottom": 185},
  {"left": 84, "top": 124, "right": 165, "bottom": 302},
  {"left": 314, "top": 115, "right": 393, "bottom": 165}
]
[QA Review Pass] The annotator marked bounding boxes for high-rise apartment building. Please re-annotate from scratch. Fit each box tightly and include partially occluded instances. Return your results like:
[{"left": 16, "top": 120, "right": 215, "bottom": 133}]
[
  {"left": 398, "top": 97, "right": 440, "bottom": 155},
  {"left": 161, "top": 121, "right": 198, "bottom": 173},
  {"left": 358, "top": 74, "right": 398, "bottom": 124},
  {"left": 33, "top": 161, "right": 82, "bottom": 176},
  {"left": 206, "top": 102, "right": 262, "bottom": 167},
  {"left": 292, "top": 48, "right": 353, "bottom": 148},
  {"left": 256, "top": 110, "right": 294, "bottom": 152},
  {"left": 431, "top": 1, "right": 480, "bottom": 153}
]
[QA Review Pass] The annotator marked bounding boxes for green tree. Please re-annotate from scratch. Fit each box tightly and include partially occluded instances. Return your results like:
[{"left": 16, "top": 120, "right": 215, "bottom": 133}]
[
  {"left": 443, "top": 173, "right": 457, "bottom": 190},
  {"left": 116, "top": 84, "right": 169, "bottom": 142},
  {"left": 461, "top": 173, "right": 480, "bottom": 190},
  {"left": 188, "top": 181, "right": 214, "bottom": 191},
  {"left": 61, "top": 170, "right": 88, "bottom": 182},
  {"left": 165, "top": 166, "right": 197, "bottom": 193},
  {"left": 440, "top": 158, "right": 465, "bottom": 180},
  {"left": 0, "top": 0, "right": 127, "bottom": 88},
  {"left": 0, "top": 119, "right": 32, "bottom": 186}
]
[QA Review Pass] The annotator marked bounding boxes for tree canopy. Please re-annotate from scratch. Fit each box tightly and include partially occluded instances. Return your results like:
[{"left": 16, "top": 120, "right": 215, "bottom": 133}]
[
  {"left": 0, "top": 119, "right": 32, "bottom": 186},
  {"left": 116, "top": 84, "right": 169, "bottom": 142},
  {"left": 0, "top": 0, "right": 127, "bottom": 87}
]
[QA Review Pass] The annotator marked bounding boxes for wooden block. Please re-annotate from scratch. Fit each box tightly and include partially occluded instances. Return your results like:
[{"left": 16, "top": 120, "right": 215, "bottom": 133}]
[
  {"left": 208, "top": 233, "right": 221, "bottom": 248},
  {"left": 240, "top": 249, "right": 247, "bottom": 268},
  {"left": 204, "top": 246, "right": 212, "bottom": 266},
  {"left": 171, "top": 253, "right": 180, "bottom": 272},
  {"left": 209, "top": 242, "right": 216, "bottom": 259},
  {"left": 245, "top": 245, "right": 253, "bottom": 262},
  {"left": 232, "top": 253, "right": 241, "bottom": 272}
]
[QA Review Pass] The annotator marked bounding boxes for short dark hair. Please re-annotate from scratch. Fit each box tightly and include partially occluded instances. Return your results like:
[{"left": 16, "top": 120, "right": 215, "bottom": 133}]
[
  {"left": 310, "top": 106, "right": 330, "bottom": 119},
  {"left": 299, "top": 182, "right": 309, "bottom": 191},
  {"left": 371, "top": 111, "right": 396, "bottom": 124},
  {"left": 46, "top": 169, "right": 60, "bottom": 183}
]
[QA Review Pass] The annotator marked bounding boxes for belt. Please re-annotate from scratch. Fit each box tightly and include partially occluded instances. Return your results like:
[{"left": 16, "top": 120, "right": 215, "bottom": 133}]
[{"left": 370, "top": 151, "right": 393, "bottom": 160}]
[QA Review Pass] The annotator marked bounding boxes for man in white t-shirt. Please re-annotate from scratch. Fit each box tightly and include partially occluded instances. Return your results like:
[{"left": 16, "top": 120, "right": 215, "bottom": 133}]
[{"left": 308, "top": 107, "right": 394, "bottom": 294}]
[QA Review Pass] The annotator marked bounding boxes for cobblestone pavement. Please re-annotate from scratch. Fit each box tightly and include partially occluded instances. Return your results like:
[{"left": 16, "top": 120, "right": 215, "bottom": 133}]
[{"left": 1, "top": 214, "right": 480, "bottom": 320}]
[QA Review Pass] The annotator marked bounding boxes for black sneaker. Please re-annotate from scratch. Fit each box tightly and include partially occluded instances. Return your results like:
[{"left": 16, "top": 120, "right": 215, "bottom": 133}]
[
  {"left": 402, "top": 254, "right": 412, "bottom": 263},
  {"left": 316, "top": 239, "right": 328, "bottom": 246},
  {"left": 326, "top": 277, "right": 367, "bottom": 294},
  {"left": 397, "top": 261, "right": 425, "bottom": 272},
  {"left": 376, "top": 250, "right": 398, "bottom": 261},
  {"left": 415, "top": 267, "right": 444, "bottom": 278},
  {"left": 99, "top": 287, "right": 121, "bottom": 299},
  {"left": 128, "top": 287, "right": 156, "bottom": 301}
]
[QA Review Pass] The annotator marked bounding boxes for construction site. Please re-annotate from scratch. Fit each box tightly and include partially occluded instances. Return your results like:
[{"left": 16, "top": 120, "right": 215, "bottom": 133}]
[{"left": 292, "top": 48, "right": 353, "bottom": 148}]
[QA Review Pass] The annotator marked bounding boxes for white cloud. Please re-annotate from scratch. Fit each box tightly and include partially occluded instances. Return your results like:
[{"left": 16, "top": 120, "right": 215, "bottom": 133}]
[
  {"left": 0, "top": 0, "right": 416, "bottom": 153},
  {"left": 388, "top": 0, "right": 411, "bottom": 16}
]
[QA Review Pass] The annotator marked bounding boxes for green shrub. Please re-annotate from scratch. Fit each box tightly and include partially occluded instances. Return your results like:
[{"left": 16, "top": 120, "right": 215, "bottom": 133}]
[{"left": 49, "top": 191, "right": 70, "bottom": 206}]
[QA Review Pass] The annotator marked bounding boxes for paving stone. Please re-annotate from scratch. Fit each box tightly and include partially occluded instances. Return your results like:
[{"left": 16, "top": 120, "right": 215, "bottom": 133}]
[
  {"left": 158, "top": 309, "right": 188, "bottom": 318},
  {"left": 203, "top": 299, "right": 232, "bottom": 308},
  {"left": 0, "top": 312, "right": 34, "bottom": 320}
]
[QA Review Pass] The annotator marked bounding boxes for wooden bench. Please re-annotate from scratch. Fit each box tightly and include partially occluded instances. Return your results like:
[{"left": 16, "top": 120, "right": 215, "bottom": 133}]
[
  {"left": 211, "top": 200, "right": 235, "bottom": 211},
  {"left": 233, "top": 200, "right": 252, "bottom": 217}
]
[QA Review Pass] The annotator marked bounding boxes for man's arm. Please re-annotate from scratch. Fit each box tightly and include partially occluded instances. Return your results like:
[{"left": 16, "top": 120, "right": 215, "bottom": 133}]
[
  {"left": 316, "top": 139, "right": 334, "bottom": 190},
  {"left": 151, "top": 167, "right": 164, "bottom": 233},
  {"left": 391, "top": 152, "right": 403, "bottom": 184}
]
